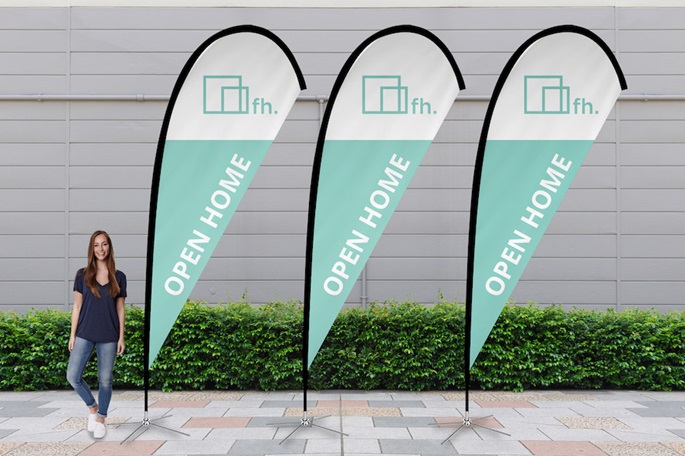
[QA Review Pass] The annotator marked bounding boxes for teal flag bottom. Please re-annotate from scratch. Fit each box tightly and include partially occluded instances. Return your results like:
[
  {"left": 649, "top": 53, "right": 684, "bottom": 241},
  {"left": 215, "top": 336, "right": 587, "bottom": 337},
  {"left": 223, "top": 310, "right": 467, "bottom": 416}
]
[
  {"left": 470, "top": 139, "right": 594, "bottom": 366},
  {"left": 149, "top": 139, "right": 271, "bottom": 367},
  {"left": 308, "top": 139, "right": 432, "bottom": 367}
]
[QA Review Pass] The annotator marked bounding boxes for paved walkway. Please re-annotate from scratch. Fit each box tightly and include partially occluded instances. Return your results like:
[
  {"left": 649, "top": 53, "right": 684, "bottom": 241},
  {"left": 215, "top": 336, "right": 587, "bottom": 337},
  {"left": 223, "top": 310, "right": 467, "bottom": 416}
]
[{"left": 0, "top": 390, "right": 684, "bottom": 455}]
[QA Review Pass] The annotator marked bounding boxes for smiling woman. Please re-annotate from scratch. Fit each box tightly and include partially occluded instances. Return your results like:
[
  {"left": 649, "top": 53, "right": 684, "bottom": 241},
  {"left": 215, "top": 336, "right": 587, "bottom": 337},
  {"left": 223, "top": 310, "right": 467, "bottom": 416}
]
[{"left": 66, "top": 230, "right": 127, "bottom": 440}]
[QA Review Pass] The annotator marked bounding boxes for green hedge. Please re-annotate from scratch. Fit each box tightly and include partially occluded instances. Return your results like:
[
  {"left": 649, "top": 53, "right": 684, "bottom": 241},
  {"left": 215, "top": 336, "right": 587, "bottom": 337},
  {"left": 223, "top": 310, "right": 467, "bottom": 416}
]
[{"left": 1, "top": 300, "right": 683, "bottom": 391}]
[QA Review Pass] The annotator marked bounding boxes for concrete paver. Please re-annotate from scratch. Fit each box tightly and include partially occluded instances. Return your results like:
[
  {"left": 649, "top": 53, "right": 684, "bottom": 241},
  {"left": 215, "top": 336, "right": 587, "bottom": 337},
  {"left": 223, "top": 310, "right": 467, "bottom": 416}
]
[{"left": 0, "top": 390, "right": 684, "bottom": 455}]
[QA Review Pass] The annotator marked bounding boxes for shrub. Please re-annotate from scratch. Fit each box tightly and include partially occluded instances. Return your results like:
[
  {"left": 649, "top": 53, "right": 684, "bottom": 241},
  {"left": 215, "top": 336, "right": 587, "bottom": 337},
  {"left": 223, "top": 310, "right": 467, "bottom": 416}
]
[{"left": 0, "top": 300, "right": 683, "bottom": 392}]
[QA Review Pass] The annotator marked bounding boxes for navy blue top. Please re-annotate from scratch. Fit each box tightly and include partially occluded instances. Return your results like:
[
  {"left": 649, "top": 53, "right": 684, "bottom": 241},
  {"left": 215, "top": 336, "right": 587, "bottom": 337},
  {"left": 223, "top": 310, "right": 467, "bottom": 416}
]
[{"left": 73, "top": 268, "right": 127, "bottom": 343}]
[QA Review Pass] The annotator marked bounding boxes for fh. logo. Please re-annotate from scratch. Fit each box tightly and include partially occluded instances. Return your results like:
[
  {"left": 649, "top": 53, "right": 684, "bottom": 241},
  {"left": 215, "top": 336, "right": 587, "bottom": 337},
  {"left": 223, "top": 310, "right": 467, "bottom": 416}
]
[
  {"left": 362, "top": 75, "right": 436, "bottom": 115},
  {"left": 203, "top": 75, "right": 277, "bottom": 115},
  {"left": 523, "top": 75, "right": 598, "bottom": 115}
]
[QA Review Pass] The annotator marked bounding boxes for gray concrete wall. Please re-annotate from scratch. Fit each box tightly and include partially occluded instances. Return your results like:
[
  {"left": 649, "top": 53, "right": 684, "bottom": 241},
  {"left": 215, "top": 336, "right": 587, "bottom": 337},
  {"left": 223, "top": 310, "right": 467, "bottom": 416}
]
[{"left": 0, "top": 6, "right": 683, "bottom": 312}]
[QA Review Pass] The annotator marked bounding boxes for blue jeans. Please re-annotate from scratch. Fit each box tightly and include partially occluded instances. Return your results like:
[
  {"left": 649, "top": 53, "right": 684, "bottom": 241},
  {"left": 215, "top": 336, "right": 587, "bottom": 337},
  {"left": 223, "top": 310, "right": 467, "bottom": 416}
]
[{"left": 66, "top": 337, "right": 117, "bottom": 419}]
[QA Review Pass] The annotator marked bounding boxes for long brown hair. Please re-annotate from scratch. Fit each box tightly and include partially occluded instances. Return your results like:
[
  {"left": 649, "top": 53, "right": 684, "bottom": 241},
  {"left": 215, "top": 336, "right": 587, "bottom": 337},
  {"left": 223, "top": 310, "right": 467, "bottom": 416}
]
[{"left": 83, "top": 230, "right": 120, "bottom": 299}]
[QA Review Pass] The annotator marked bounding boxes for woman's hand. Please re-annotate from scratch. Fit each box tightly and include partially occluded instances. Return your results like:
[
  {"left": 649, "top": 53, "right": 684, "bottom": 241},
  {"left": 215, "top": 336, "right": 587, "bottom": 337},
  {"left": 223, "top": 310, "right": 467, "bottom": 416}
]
[
  {"left": 117, "top": 337, "right": 126, "bottom": 355},
  {"left": 68, "top": 335, "right": 75, "bottom": 352}
]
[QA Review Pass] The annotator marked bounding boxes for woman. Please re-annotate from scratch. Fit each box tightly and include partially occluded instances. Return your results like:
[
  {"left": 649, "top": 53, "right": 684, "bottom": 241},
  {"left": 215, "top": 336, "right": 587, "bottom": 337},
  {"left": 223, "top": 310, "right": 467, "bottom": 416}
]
[{"left": 66, "top": 230, "right": 126, "bottom": 439}]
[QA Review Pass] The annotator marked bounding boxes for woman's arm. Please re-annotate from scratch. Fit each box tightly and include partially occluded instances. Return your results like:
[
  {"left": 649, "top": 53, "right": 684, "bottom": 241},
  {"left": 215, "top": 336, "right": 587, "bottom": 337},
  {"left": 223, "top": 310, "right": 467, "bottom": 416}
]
[
  {"left": 116, "top": 297, "right": 126, "bottom": 355},
  {"left": 69, "top": 291, "right": 83, "bottom": 351}
]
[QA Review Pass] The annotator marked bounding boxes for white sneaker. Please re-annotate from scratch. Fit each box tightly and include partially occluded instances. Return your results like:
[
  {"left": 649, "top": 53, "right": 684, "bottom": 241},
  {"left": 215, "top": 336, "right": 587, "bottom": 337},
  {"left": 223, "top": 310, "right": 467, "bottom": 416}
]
[
  {"left": 93, "top": 420, "right": 107, "bottom": 439},
  {"left": 87, "top": 413, "right": 97, "bottom": 432}
]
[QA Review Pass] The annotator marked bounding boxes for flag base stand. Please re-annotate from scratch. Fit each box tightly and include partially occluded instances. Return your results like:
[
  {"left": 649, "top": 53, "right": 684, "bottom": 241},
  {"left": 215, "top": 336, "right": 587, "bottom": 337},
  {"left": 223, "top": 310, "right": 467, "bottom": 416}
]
[
  {"left": 119, "top": 411, "right": 190, "bottom": 443},
  {"left": 433, "top": 411, "right": 510, "bottom": 444},
  {"left": 268, "top": 411, "right": 348, "bottom": 444}
]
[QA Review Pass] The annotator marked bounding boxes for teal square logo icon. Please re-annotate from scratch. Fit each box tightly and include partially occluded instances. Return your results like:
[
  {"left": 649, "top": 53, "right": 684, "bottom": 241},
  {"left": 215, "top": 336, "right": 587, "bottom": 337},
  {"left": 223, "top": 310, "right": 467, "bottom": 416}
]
[
  {"left": 204, "top": 75, "right": 249, "bottom": 114},
  {"left": 362, "top": 75, "right": 408, "bottom": 114},
  {"left": 524, "top": 75, "right": 570, "bottom": 114}
]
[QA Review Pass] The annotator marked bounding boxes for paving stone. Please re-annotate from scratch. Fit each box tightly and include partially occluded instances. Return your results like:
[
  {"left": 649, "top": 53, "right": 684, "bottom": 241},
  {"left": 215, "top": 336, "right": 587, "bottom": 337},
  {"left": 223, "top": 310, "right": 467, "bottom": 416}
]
[
  {"left": 0, "top": 402, "right": 57, "bottom": 418},
  {"left": 344, "top": 426, "right": 411, "bottom": 439},
  {"left": 476, "top": 400, "right": 537, "bottom": 409},
  {"left": 206, "top": 427, "right": 277, "bottom": 440},
  {"left": 207, "top": 400, "right": 264, "bottom": 408},
  {"left": 3, "top": 441, "right": 93, "bottom": 456},
  {"left": 341, "top": 438, "right": 381, "bottom": 454},
  {"left": 380, "top": 439, "right": 457, "bottom": 454},
  {"left": 228, "top": 438, "right": 306, "bottom": 455},
  {"left": 450, "top": 439, "right": 533, "bottom": 455},
  {"left": 248, "top": 416, "right": 339, "bottom": 429},
  {"left": 663, "top": 442, "right": 685, "bottom": 455},
  {"left": 537, "top": 426, "right": 618, "bottom": 442},
  {"left": 150, "top": 400, "right": 210, "bottom": 409},
  {"left": 668, "top": 429, "right": 685, "bottom": 438},
  {"left": 153, "top": 439, "right": 235, "bottom": 455},
  {"left": 373, "top": 416, "right": 437, "bottom": 427},
  {"left": 273, "top": 423, "right": 344, "bottom": 441},
  {"left": 444, "top": 391, "right": 599, "bottom": 402},
  {"left": 556, "top": 417, "right": 631, "bottom": 430},
  {"left": 182, "top": 417, "right": 251, "bottom": 428},
  {"left": 399, "top": 407, "right": 462, "bottom": 418},
  {"left": 0, "top": 429, "right": 17, "bottom": 439},
  {"left": 304, "top": 437, "right": 341, "bottom": 453},
  {"left": 607, "top": 428, "right": 684, "bottom": 442},
  {"left": 55, "top": 416, "right": 130, "bottom": 430},
  {"left": 628, "top": 401, "right": 685, "bottom": 418},
  {"left": 285, "top": 407, "right": 401, "bottom": 417},
  {"left": 260, "top": 401, "right": 316, "bottom": 408},
  {"left": 521, "top": 440, "right": 607, "bottom": 456},
  {"left": 121, "top": 424, "right": 209, "bottom": 442},
  {"left": 317, "top": 400, "right": 369, "bottom": 408},
  {"left": 0, "top": 442, "right": 23, "bottom": 454},
  {"left": 225, "top": 407, "right": 286, "bottom": 417},
  {"left": 368, "top": 400, "right": 425, "bottom": 408},
  {"left": 1, "top": 389, "right": 685, "bottom": 456},
  {"left": 593, "top": 441, "right": 681, "bottom": 456}
]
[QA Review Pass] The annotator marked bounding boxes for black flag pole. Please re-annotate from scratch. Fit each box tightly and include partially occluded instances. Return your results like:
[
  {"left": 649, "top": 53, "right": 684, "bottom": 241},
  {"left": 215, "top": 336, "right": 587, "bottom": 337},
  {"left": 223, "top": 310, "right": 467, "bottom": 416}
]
[
  {"left": 118, "top": 25, "right": 200, "bottom": 440},
  {"left": 266, "top": 51, "right": 347, "bottom": 443},
  {"left": 440, "top": 24, "right": 626, "bottom": 444},
  {"left": 275, "top": 25, "right": 464, "bottom": 444},
  {"left": 122, "top": 25, "right": 306, "bottom": 444}
]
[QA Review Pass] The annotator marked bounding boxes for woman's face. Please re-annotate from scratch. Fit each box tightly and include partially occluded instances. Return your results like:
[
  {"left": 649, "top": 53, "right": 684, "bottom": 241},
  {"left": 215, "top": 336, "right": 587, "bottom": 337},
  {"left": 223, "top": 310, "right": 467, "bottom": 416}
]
[{"left": 93, "top": 234, "right": 110, "bottom": 262}]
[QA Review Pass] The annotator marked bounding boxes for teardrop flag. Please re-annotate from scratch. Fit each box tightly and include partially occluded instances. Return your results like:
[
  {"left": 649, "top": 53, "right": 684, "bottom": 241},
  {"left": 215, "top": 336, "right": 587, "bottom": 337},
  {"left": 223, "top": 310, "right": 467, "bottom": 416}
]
[
  {"left": 146, "top": 26, "right": 305, "bottom": 369},
  {"left": 306, "top": 25, "right": 465, "bottom": 368},
  {"left": 467, "top": 25, "right": 627, "bottom": 368}
]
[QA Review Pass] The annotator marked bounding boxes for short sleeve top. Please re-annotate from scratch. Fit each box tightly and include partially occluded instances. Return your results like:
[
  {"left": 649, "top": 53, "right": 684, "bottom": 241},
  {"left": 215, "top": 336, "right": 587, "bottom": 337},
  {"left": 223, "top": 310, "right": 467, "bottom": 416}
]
[{"left": 73, "top": 268, "right": 127, "bottom": 343}]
